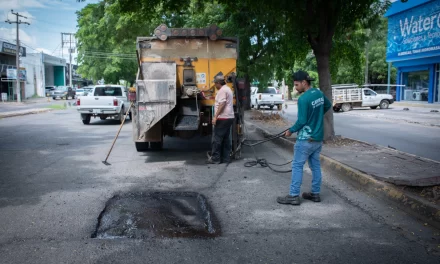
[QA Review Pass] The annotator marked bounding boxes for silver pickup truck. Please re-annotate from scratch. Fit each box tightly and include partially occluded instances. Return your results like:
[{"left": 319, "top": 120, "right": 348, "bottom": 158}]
[{"left": 76, "top": 85, "right": 131, "bottom": 125}]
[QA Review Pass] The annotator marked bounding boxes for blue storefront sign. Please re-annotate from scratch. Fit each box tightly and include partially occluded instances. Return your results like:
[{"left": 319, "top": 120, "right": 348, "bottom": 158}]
[{"left": 387, "top": 0, "right": 440, "bottom": 62}]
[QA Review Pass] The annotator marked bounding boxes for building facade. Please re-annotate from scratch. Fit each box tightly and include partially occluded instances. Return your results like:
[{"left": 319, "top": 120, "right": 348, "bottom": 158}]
[
  {"left": 21, "top": 53, "right": 45, "bottom": 97},
  {"left": 42, "top": 53, "right": 66, "bottom": 87},
  {"left": 386, "top": 0, "right": 440, "bottom": 104},
  {"left": 0, "top": 41, "right": 26, "bottom": 101}
]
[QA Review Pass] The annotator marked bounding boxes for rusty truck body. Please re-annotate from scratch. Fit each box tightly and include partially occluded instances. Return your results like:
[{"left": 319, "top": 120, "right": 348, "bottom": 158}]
[{"left": 131, "top": 25, "right": 245, "bottom": 159}]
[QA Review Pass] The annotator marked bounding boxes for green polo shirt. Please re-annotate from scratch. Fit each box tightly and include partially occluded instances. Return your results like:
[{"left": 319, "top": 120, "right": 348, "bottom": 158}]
[{"left": 289, "top": 88, "right": 332, "bottom": 141}]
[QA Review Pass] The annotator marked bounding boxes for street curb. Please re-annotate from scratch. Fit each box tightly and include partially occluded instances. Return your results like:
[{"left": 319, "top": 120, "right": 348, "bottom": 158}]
[
  {"left": 393, "top": 102, "right": 440, "bottom": 109},
  {"left": 0, "top": 108, "right": 52, "bottom": 119},
  {"left": 247, "top": 121, "right": 440, "bottom": 229}
]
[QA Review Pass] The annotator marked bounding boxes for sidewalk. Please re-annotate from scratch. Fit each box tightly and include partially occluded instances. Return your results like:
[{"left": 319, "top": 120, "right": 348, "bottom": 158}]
[
  {"left": 0, "top": 108, "right": 53, "bottom": 118},
  {"left": 244, "top": 111, "right": 440, "bottom": 229},
  {"left": 0, "top": 97, "right": 68, "bottom": 118},
  {"left": 394, "top": 101, "right": 440, "bottom": 109}
]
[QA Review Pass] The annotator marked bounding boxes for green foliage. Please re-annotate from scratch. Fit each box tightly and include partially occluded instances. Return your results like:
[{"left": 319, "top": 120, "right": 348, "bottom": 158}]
[
  {"left": 46, "top": 104, "right": 67, "bottom": 110},
  {"left": 76, "top": 0, "right": 169, "bottom": 84}
]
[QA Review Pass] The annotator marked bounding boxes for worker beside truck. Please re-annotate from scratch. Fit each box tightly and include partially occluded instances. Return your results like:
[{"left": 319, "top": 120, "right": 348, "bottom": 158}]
[{"left": 207, "top": 75, "right": 235, "bottom": 164}]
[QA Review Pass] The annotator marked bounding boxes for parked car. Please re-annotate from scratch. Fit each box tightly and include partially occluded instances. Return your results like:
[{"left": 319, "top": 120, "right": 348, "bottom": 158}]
[
  {"left": 83, "top": 87, "right": 94, "bottom": 96},
  {"left": 52, "top": 86, "right": 75, "bottom": 100},
  {"left": 332, "top": 85, "right": 394, "bottom": 112},
  {"left": 45, "top": 86, "right": 56, "bottom": 97},
  {"left": 251, "top": 86, "right": 284, "bottom": 110},
  {"left": 75, "top": 88, "right": 87, "bottom": 97},
  {"left": 76, "top": 85, "right": 131, "bottom": 125}
]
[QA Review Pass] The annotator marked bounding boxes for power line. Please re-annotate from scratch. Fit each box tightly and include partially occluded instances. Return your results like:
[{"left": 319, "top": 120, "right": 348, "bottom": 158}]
[
  {"left": 80, "top": 55, "right": 136, "bottom": 60},
  {"left": 51, "top": 43, "right": 61, "bottom": 55},
  {"left": 83, "top": 51, "right": 137, "bottom": 57}
]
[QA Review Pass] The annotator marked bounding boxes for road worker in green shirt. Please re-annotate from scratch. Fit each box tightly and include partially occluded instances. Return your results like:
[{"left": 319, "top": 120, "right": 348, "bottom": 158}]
[{"left": 277, "top": 70, "right": 332, "bottom": 206}]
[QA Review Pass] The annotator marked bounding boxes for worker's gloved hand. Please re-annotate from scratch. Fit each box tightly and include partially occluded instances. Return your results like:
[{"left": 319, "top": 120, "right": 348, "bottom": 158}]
[{"left": 284, "top": 130, "right": 292, "bottom": 137}]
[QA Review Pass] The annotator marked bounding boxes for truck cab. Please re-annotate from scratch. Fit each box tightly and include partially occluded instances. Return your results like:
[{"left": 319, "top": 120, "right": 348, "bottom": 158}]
[{"left": 76, "top": 85, "right": 131, "bottom": 124}]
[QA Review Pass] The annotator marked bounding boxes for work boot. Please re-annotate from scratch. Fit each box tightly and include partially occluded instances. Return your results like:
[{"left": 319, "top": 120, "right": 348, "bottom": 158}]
[
  {"left": 206, "top": 157, "right": 221, "bottom": 164},
  {"left": 302, "top": 192, "right": 321, "bottom": 202},
  {"left": 277, "top": 195, "right": 300, "bottom": 205}
]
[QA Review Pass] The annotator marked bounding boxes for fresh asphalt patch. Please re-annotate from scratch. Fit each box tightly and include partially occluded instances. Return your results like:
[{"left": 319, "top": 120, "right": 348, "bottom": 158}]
[{"left": 92, "top": 191, "right": 221, "bottom": 239}]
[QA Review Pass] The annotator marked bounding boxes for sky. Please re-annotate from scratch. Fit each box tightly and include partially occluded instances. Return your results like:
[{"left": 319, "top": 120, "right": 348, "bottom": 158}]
[{"left": 0, "top": 0, "right": 98, "bottom": 63}]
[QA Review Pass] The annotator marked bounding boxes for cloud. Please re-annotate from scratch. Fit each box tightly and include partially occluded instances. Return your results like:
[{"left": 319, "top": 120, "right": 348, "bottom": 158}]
[
  {"left": 0, "top": 0, "right": 45, "bottom": 11},
  {"left": 0, "top": 27, "right": 37, "bottom": 47},
  {"left": 35, "top": 47, "right": 52, "bottom": 54}
]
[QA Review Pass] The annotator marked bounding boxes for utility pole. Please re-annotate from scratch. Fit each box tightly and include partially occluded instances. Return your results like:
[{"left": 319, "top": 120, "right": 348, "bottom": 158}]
[
  {"left": 61, "top": 33, "right": 76, "bottom": 87},
  {"left": 5, "top": 10, "right": 30, "bottom": 102}
]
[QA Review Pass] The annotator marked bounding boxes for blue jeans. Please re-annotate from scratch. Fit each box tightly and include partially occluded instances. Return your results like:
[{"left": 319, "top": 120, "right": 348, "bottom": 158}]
[{"left": 289, "top": 140, "right": 323, "bottom": 196}]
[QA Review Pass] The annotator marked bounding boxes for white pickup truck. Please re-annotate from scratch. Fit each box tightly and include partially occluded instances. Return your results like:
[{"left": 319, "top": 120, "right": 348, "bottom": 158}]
[
  {"left": 251, "top": 86, "right": 284, "bottom": 110},
  {"left": 332, "top": 85, "right": 394, "bottom": 112},
  {"left": 76, "top": 85, "right": 131, "bottom": 125}
]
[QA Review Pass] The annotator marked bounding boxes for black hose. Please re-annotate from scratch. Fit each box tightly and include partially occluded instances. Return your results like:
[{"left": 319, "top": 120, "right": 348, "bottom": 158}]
[
  {"left": 244, "top": 158, "right": 292, "bottom": 173},
  {"left": 242, "top": 127, "right": 292, "bottom": 173}
]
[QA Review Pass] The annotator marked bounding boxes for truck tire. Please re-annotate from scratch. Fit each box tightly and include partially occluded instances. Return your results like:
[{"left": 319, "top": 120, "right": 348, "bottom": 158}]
[
  {"left": 370, "top": 106, "right": 378, "bottom": 109},
  {"left": 277, "top": 104, "right": 282, "bottom": 110},
  {"left": 341, "top": 103, "right": 351, "bottom": 112},
  {"left": 135, "top": 142, "right": 149, "bottom": 152},
  {"left": 256, "top": 100, "right": 260, "bottom": 110},
  {"left": 128, "top": 112, "right": 132, "bottom": 120},
  {"left": 100, "top": 116, "right": 107, "bottom": 120},
  {"left": 82, "top": 115, "right": 91, "bottom": 125},
  {"left": 379, "top": 100, "right": 389, "bottom": 109},
  {"left": 269, "top": 106, "right": 274, "bottom": 110},
  {"left": 150, "top": 141, "right": 163, "bottom": 150},
  {"left": 333, "top": 106, "right": 340, "bottom": 112}
]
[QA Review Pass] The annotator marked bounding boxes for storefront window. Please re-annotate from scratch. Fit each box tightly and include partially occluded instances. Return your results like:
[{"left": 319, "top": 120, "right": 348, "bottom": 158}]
[{"left": 402, "top": 71, "right": 429, "bottom": 101}]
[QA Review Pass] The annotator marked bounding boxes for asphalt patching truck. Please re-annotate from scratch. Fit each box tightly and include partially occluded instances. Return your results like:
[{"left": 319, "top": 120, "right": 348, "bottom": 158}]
[{"left": 131, "top": 24, "right": 245, "bottom": 159}]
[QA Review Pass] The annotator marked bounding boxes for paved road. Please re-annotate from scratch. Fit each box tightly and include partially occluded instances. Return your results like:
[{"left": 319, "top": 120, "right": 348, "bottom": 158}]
[
  {"left": 281, "top": 105, "right": 440, "bottom": 161},
  {"left": 0, "top": 109, "right": 438, "bottom": 263}
]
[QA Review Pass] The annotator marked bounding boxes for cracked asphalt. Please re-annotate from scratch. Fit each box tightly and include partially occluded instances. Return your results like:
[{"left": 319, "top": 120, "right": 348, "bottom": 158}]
[{"left": 0, "top": 108, "right": 438, "bottom": 263}]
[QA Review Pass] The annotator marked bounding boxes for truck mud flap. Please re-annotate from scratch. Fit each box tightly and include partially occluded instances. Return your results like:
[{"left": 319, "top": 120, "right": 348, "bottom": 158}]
[{"left": 134, "top": 62, "right": 176, "bottom": 140}]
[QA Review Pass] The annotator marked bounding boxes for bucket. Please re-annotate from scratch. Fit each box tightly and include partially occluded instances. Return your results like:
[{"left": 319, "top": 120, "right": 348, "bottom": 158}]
[{"left": 128, "top": 92, "right": 136, "bottom": 102}]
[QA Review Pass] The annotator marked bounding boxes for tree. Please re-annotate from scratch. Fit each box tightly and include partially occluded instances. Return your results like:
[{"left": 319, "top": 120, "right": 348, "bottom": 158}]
[
  {"left": 76, "top": 0, "right": 179, "bottom": 84},
  {"left": 89, "top": 0, "right": 389, "bottom": 140}
]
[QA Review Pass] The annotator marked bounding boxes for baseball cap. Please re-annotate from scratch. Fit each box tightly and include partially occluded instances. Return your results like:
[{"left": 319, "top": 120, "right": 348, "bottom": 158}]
[
  {"left": 213, "top": 75, "right": 225, "bottom": 83},
  {"left": 292, "top": 70, "right": 315, "bottom": 81}
]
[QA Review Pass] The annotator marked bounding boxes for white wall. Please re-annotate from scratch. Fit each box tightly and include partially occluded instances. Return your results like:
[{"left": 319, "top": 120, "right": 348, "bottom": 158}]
[{"left": 22, "top": 53, "right": 45, "bottom": 98}]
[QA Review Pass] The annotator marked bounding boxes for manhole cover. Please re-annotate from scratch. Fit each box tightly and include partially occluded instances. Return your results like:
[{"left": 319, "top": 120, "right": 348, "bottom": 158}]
[{"left": 92, "top": 192, "right": 221, "bottom": 239}]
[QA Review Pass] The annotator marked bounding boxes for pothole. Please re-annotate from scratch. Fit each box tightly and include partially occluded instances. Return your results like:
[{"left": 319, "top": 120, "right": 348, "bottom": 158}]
[{"left": 92, "top": 192, "right": 221, "bottom": 239}]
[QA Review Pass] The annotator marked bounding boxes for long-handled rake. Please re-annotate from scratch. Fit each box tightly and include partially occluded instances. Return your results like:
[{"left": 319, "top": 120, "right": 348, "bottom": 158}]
[{"left": 102, "top": 102, "right": 134, "bottom": 166}]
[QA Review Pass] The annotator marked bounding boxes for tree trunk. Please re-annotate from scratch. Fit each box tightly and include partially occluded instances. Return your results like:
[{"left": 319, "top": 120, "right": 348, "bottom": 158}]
[
  {"left": 314, "top": 49, "right": 335, "bottom": 141},
  {"left": 244, "top": 74, "right": 251, "bottom": 110},
  {"left": 288, "top": 84, "right": 293, "bottom": 100}
]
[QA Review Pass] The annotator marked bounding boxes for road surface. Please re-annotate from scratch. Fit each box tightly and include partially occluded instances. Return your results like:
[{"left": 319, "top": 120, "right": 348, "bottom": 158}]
[{"left": 0, "top": 108, "right": 438, "bottom": 263}]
